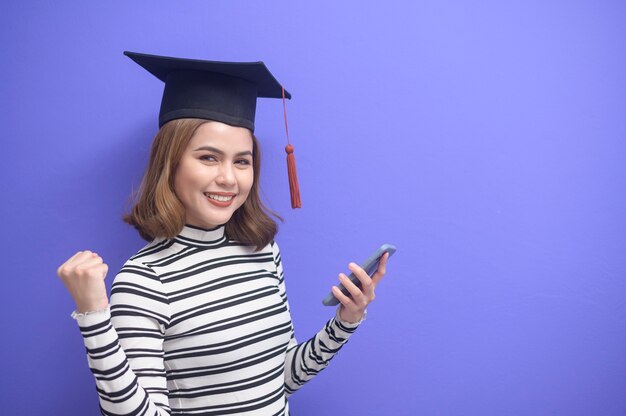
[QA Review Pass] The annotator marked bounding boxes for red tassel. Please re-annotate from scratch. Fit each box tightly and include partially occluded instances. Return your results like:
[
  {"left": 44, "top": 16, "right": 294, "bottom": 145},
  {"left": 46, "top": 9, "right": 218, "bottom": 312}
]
[
  {"left": 285, "top": 144, "right": 301, "bottom": 208},
  {"left": 281, "top": 85, "right": 301, "bottom": 208}
]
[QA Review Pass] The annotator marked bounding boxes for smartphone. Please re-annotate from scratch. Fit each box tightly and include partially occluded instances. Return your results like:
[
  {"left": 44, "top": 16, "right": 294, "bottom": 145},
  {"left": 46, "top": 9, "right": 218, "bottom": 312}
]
[{"left": 322, "top": 243, "right": 397, "bottom": 306}]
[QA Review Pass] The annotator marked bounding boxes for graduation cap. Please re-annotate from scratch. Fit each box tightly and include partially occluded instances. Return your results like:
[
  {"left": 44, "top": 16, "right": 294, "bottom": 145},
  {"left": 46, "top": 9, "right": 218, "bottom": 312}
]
[{"left": 124, "top": 51, "right": 301, "bottom": 208}]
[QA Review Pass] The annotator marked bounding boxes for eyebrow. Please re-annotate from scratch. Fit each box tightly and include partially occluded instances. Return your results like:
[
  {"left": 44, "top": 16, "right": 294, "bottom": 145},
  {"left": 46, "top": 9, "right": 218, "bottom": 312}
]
[{"left": 193, "top": 146, "right": 253, "bottom": 157}]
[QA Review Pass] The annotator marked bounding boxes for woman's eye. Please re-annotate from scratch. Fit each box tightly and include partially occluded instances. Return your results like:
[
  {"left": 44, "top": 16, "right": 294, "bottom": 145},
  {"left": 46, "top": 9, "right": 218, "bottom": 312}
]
[
  {"left": 235, "top": 159, "right": 252, "bottom": 166},
  {"left": 199, "top": 155, "right": 217, "bottom": 162}
]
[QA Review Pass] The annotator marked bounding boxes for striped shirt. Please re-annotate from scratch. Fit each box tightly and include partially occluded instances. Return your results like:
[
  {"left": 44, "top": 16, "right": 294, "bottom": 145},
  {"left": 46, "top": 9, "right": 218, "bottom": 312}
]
[{"left": 74, "top": 224, "right": 361, "bottom": 415}]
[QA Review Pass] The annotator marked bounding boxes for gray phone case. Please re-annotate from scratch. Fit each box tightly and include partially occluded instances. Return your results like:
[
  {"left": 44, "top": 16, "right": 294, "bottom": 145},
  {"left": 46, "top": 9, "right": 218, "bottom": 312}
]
[{"left": 322, "top": 243, "right": 397, "bottom": 306}]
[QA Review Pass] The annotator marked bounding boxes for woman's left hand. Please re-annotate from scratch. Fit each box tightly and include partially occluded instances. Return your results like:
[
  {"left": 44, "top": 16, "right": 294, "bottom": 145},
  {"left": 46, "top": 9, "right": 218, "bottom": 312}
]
[{"left": 332, "top": 252, "right": 390, "bottom": 324}]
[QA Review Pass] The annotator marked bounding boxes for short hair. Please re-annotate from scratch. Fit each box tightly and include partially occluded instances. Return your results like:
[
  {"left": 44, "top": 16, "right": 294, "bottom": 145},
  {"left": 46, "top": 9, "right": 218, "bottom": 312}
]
[{"left": 123, "top": 118, "right": 280, "bottom": 251}]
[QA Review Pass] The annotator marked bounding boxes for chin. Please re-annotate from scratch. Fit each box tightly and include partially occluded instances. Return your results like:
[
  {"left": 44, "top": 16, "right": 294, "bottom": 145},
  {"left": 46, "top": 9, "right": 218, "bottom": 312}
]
[{"left": 213, "top": 209, "right": 240, "bottom": 226}]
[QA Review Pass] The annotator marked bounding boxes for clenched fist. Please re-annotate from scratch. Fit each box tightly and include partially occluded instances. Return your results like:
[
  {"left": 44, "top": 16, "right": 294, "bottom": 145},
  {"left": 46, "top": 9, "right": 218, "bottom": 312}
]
[{"left": 57, "top": 251, "right": 109, "bottom": 313}]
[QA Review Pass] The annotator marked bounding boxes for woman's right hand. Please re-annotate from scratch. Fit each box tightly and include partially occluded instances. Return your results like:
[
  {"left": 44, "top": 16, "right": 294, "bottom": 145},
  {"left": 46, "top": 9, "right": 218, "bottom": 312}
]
[{"left": 57, "top": 251, "right": 109, "bottom": 313}]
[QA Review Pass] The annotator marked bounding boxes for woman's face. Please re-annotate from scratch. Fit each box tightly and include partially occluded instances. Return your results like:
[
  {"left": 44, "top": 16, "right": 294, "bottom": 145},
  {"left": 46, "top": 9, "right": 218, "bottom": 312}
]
[{"left": 174, "top": 121, "right": 254, "bottom": 230}]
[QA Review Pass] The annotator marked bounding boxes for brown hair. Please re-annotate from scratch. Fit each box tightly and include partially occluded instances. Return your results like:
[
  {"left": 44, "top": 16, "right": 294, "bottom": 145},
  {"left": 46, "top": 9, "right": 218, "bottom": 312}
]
[{"left": 122, "top": 118, "right": 280, "bottom": 251}]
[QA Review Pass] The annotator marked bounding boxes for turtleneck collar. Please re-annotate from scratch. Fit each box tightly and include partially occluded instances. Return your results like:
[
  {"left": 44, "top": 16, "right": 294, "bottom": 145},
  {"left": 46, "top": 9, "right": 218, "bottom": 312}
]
[{"left": 176, "top": 223, "right": 226, "bottom": 245}]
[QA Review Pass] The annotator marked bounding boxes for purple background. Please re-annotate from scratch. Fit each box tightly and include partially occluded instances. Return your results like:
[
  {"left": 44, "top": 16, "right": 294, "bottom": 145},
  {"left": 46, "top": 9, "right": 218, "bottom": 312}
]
[{"left": 1, "top": 1, "right": 625, "bottom": 414}]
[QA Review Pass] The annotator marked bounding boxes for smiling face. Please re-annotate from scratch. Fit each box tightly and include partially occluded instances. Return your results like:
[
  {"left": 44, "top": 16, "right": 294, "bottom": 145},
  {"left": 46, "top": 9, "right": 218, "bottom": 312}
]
[{"left": 173, "top": 121, "right": 254, "bottom": 230}]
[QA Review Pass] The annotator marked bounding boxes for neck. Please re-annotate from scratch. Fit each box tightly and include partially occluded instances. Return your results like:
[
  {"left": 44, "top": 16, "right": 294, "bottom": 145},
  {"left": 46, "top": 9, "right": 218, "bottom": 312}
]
[{"left": 177, "top": 223, "right": 226, "bottom": 245}]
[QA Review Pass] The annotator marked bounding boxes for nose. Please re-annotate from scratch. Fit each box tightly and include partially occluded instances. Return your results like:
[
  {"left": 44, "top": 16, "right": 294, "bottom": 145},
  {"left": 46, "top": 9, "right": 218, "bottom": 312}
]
[{"left": 215, "top": 162, "right": 236, "bottom": 187}]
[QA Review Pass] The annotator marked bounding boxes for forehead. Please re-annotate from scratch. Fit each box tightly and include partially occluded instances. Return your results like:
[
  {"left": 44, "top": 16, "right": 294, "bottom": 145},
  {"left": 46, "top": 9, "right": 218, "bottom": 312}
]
[{"left": 188, "top": 121, "right": 253, "bottom": 151}]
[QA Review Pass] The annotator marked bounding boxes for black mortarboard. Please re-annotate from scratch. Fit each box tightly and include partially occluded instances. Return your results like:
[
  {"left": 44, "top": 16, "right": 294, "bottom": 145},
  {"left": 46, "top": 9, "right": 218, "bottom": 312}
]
[
  {"left": 123, "top": 51, "right": 291, "bottom": 131},
  {"left": 124, "top": 51, "right": 301, "bottom": 208}
]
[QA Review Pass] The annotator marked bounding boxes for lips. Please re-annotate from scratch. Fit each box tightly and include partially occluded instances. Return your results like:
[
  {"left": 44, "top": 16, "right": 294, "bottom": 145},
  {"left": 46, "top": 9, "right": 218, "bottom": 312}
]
[{"left": 204, "top": 192, "right": 236, "bottom": 207}]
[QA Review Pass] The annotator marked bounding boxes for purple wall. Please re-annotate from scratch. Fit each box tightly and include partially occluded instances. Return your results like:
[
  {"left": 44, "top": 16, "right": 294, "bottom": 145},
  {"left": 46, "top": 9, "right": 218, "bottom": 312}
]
[{"left": 1, "top": 1, "right": 625, "bottom": 414}]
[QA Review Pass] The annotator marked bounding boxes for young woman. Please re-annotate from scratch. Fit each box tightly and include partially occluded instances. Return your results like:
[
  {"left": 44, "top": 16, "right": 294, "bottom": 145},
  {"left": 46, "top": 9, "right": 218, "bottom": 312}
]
[{"left": 57, "top": 51, "right": 389, "bottom": 415}]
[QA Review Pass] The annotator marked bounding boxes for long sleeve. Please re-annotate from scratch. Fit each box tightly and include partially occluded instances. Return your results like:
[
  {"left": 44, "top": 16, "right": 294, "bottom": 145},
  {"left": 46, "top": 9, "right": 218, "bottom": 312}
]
[
  {"left": 270, "top": 242, "right": 363, "bottom": 397},
  {"left": 74, "top": 259, "right": 171, "bottom": 416}
]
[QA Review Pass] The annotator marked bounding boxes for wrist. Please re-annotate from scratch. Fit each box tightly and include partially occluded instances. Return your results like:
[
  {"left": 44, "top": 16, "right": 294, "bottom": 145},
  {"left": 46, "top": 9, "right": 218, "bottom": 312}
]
[
  {"left": 75, "top": 298, "right": 109, "bottom": 314},
  {"left": 338, "top": 307, "right": 367, "bottom": 325},
  {"left": 71, "top": 305, "right": 110, "bottom": 320}
]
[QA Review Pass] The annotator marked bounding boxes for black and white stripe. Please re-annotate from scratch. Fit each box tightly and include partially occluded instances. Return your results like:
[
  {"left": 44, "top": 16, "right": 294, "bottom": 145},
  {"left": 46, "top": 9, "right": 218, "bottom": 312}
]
[{"left": 75, "top": 224, "right": 360, "bottom": 415}]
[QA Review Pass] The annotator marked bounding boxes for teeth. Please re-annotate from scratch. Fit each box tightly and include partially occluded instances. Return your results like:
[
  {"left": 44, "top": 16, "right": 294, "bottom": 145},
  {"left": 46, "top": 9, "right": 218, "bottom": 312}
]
[{"left": 205, "top": 193, "right": 233, "bottom": 202}]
